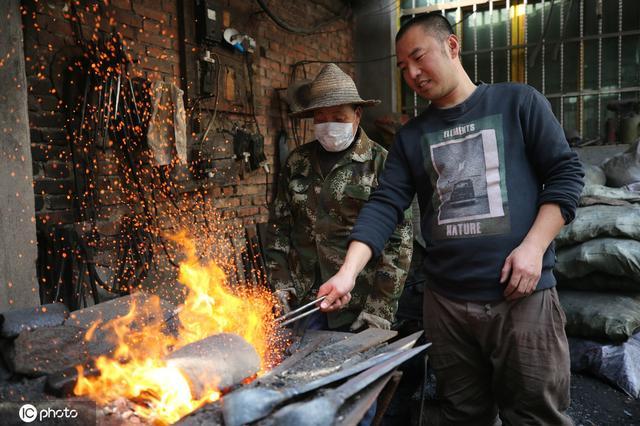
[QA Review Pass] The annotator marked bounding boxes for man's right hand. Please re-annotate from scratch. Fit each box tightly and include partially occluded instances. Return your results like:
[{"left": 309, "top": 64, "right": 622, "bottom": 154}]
[
  {"left": 317, "top": 270, "right": 355, "bottom": 312},
  {"left": 318, "top": 241, "right": 373, "bottom": 312}
]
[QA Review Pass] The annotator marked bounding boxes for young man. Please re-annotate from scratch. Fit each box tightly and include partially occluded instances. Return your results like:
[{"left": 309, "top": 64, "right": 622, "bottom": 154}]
[
  {"left": 265, "top": 63, "right": 412, "bottom": 331},
  {"left": 317, "top": 13, "right": 584, "bottom": 425}
]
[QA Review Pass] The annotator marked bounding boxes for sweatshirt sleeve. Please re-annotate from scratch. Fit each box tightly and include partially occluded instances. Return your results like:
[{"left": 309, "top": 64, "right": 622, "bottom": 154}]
[
  {"left": 349, "top": 133, "right": 417, "bottom": 257},
  {"left": 523, "top": 89, "right": 585, "bottom": 224}
]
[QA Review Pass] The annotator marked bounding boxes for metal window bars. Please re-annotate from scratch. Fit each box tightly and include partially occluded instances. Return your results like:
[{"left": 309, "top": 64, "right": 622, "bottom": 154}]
[{"left": 398, "top": 0, "right": 639, "bottom": 140}]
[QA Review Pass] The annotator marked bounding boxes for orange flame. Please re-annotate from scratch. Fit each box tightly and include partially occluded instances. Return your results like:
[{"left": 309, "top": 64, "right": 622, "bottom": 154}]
[{"left": 74, "top": 231, "right": 280, "bottom": 424}]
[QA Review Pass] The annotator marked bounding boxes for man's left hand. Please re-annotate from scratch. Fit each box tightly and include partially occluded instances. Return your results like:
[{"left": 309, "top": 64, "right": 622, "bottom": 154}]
[
  {"left": 500, "top": 241, "right": 544, "bottom": 300},
  {"left": 350, "top": 311, "right": 391, "bottom": 331}
]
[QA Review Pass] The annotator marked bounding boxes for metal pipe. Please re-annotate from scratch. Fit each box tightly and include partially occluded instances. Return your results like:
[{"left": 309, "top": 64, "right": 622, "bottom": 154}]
[
  {"left": 489, "top": 0, "right": 494, "bottom": 83},
  {"left": 579, "top": 0, "right": 584, "bottom": 136},
  {"left": 618, "top": 0, "right": 623, "bottom": 101},
  {"left": 597, "top": 0, "right": 603, "bottom": 136},
  {"left": 413, "top": 0, "right": 417, "bottom": 117},
  {"left": 402, "top": 0, "right": 489, "bottom": 15},
  {"left": 524, "top": 0, "right": 528, "bottom": 83},
  {"left": 506, "top": 0, "right": 510, "bottom": 81},
  {"left": 459, "top": 29, "right": 640, "bottom": 56},
  {"left": 541, "top": 0, "right": 546, "bottom": 94},
  {"left": 544, "top": 86, "right": 640, "bottom": 99},
  {"left": 275, "top": 295, "right": 326, "bottom": 323},
  {"left": 473, "top": 3, "right": 478, "bottom": 82},
  {"left": 560, "top": 0, "right": 564, "bottom": 128}
]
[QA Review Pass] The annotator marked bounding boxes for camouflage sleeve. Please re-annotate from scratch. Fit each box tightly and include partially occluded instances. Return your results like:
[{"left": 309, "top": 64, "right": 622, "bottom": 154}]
[
  {"left": 264, "top": 162, "right": 295, "bottom": 293},
  {"left": 361, "top": 210, "right": 413, "bottom": 323},
  {"left": 359, "top": 147, "right": 413, "bottom": 323}
]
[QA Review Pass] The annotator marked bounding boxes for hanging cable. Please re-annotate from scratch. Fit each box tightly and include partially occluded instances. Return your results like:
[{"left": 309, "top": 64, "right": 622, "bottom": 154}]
[{"left": 254, "top": 0, "right": 351, "bottom": 35}]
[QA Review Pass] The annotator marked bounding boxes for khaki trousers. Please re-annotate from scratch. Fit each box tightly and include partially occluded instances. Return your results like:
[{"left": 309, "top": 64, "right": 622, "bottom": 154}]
[{"left": 423, "top": 287, "right": 573, "bottom": 426}]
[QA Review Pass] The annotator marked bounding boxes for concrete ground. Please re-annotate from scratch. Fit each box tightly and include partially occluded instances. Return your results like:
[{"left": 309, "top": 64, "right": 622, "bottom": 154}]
[
  {"left": 382, "top": 369, "right": 640, "bottom": 425},
  {"left": 568, "top": 373, "right": 640, "bottom": 425}
]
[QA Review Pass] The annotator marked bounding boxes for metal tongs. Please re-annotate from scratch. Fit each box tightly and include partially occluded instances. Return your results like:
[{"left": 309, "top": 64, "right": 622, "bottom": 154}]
[{"left": 275, "top": 295, "right": 327, "bottom": 327}]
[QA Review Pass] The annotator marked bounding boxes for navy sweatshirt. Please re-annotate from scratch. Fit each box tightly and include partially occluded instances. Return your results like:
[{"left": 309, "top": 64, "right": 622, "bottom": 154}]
[{"left": 350, "top": 83, "right": 584, "bottom": 301}]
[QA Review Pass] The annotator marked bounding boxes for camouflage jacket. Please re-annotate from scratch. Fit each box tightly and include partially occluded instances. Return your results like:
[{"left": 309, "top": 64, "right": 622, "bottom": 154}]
[{"left": 265, "top": 129, "right": 413, "bottom": 329}]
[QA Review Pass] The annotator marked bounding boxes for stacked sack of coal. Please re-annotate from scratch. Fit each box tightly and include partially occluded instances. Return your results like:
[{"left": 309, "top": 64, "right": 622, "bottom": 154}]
[{"left": 554, "top": 141, "right": 640, "bottom": 399}]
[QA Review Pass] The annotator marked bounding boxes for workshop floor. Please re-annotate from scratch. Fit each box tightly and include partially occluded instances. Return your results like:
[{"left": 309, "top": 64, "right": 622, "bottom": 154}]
[
  {"left": 383, "top": 370, "right": 640, "bottom": 425},
  {"left": 568, "top": 373, "right": 640, "bottom": 425}
]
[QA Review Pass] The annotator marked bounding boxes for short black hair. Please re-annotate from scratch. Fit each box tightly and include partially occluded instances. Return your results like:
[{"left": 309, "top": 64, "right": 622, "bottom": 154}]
[{"left": 395, "top": 12, "right": 454, "bottom": 44}]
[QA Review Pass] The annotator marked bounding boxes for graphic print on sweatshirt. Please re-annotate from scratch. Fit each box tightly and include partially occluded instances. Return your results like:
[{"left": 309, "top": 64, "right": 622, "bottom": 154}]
[{"left": 423, "top": 115, "right": 511, "bottom": 240}]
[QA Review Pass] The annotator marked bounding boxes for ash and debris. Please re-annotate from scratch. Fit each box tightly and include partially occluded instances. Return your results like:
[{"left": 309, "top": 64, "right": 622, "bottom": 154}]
[{"left": 99, "top": 397, "right": 146, "bottom": 425}]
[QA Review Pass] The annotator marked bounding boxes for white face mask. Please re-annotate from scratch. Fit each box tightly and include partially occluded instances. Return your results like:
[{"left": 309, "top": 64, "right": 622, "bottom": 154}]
[{"left": 314, "top": 122, "right": 354, "bottom": 152}]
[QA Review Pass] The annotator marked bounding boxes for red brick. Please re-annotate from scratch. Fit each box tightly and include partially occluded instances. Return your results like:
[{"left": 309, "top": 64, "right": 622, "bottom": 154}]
[
  {"left": 113, "top": 8, "right": 143, "bottom": 28},
  {"left": 161, "top": 0, "right": 177, "bottom": 14},
  {"left": 46, "top": 194, "right": 73, "bottom": 210},
  {"left": 142, "top": 18, "right": 162, "bottom": 34},
  {"left": 30, "top": 144, "right": 69, "bottom": 162},
  {"left": 34, "top": 179, "right": 73, "bottom": 195},
  {"left": 111, "top": 0, "right": 132, "bottom": 10},
  {"left": 132, "top": 4, "right": 167, "bottom": 23},
  {"left": 44, "top": 162, "right": 71, "bottom": 179},
  {"left": 137, "top": 31, "right": 173, "bottom": 49},
  {"left": 238, "top": 207, "right": 259, "bottom": 217},
  {"left": 24, "top": 0, "right": 355, "bottom": 251},
  {"left": 36, "top": 210, "right": 74, "bottom": 226}
]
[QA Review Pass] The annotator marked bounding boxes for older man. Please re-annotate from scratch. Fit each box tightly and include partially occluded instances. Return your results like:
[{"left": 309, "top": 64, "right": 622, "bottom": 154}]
[{"left": 265, "top": 63, "right": 412, "bottom": 331}]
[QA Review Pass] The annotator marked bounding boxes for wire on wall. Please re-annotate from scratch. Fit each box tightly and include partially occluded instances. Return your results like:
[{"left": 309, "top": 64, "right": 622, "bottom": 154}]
[{"left": 254, "top": 0, "right": 351, "bottom": 35}]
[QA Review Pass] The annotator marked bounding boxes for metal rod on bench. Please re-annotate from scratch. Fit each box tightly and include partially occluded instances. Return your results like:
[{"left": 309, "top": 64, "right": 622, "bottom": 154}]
[{"left": 275, "top": 295, "right": 326, "bottom": 327}]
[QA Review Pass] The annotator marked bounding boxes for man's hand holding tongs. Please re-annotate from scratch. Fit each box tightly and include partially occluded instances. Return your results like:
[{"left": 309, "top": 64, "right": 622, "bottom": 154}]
[{"left": 318, "top": 241, "right": 372, "bottom": 312}]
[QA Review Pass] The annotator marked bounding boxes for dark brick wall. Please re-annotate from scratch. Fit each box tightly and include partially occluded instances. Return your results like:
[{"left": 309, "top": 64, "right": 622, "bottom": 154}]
[
  {"left": 22, "top": 0, "right": 353, "bottom": 233},
  {"left": 22, "top": 0, "right": 353, "bottom": 243}
]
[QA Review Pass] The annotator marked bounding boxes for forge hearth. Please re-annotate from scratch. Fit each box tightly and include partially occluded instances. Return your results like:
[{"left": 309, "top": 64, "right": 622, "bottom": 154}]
[{"left": 0, "top": 294, "right": 424, "bottom": 425}]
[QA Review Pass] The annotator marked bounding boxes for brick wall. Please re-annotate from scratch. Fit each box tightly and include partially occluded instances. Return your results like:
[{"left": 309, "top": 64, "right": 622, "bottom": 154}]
[{"left": 22, "top": 0, "right": 354, "bottom": 290}]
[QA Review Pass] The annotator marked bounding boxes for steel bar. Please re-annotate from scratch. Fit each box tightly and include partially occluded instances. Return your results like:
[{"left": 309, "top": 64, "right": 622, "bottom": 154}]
[
  {"left": 544, "top": 86, "right": 640, "bottom": 99},
  {"left": 267, "top": 344, "right": 431, "bottom": 426},
  {"left": 579, "top": 0, "right": 584, "bottom": 136},
  {"left": 278, "top": 306, "right": 321, "bottom": 328},
  {"left": 597, "top": 0, "right": 603, "bottom": 136},
  {"left": 542, "top": 0, "right": 545, "bottom": 94},
  {"left": 413, "top": 0, "right": 418, "bottom": 117},
  {"left": 222, "top": 342, "right": 418, "bottom": 426},
  {"left": 617, "top": 0, "right": 622, "bottom": 101},
  {"left": 459, "top": 30, "right": 640, "bottom": 57},
  {"left": 489, "top": 0, "right": 494, "bottom": 83},
  {"left": 560, "top": 0, "right": 564, "bottom": 128},
  {"left": 276, "top": 295, "right": 326, "bottom": 322},
  {"left": 473, "top": 3, "right": 478, "bottom": 82},
  {"left": 524, "top": 0, "right": 528, "bottom": 83},
  {"left": 506, "top": 0, "right": 510, "bottom": 81},
  {"left": 402, "top": 0, "right": 489, "bottom": 15},
  {"left": 164, "top": 333, "right": 260, "bottom": 400}
]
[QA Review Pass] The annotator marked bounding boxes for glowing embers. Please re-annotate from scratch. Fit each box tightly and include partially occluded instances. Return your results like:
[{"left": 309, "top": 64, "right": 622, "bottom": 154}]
[{"left": 73, "top": 232, "right": 281, "bottom": 425}]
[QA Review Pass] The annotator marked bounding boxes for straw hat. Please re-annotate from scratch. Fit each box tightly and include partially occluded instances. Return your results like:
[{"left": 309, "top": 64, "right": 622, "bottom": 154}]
[{"left": 288, "top": 63, "right": 380, "bottom": 118}]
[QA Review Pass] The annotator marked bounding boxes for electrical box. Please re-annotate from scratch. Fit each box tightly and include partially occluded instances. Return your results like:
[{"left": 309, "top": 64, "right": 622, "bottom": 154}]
[{"left": 196, "top": 0, "right": 222, "bottom": 44}]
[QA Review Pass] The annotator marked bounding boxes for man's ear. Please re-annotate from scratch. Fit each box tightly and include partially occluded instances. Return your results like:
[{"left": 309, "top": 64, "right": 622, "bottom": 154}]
[
  {"left": 447, "top": 34, "right": 461, "bottom": 59},
  {"left": 355, "top": 106, "right": 363, "bottom": 120}
]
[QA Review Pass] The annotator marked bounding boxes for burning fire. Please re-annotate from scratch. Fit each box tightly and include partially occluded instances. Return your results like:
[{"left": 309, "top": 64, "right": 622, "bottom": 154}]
[{"left": 74, "top": 231, "right": 281, "bottom": 424}]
